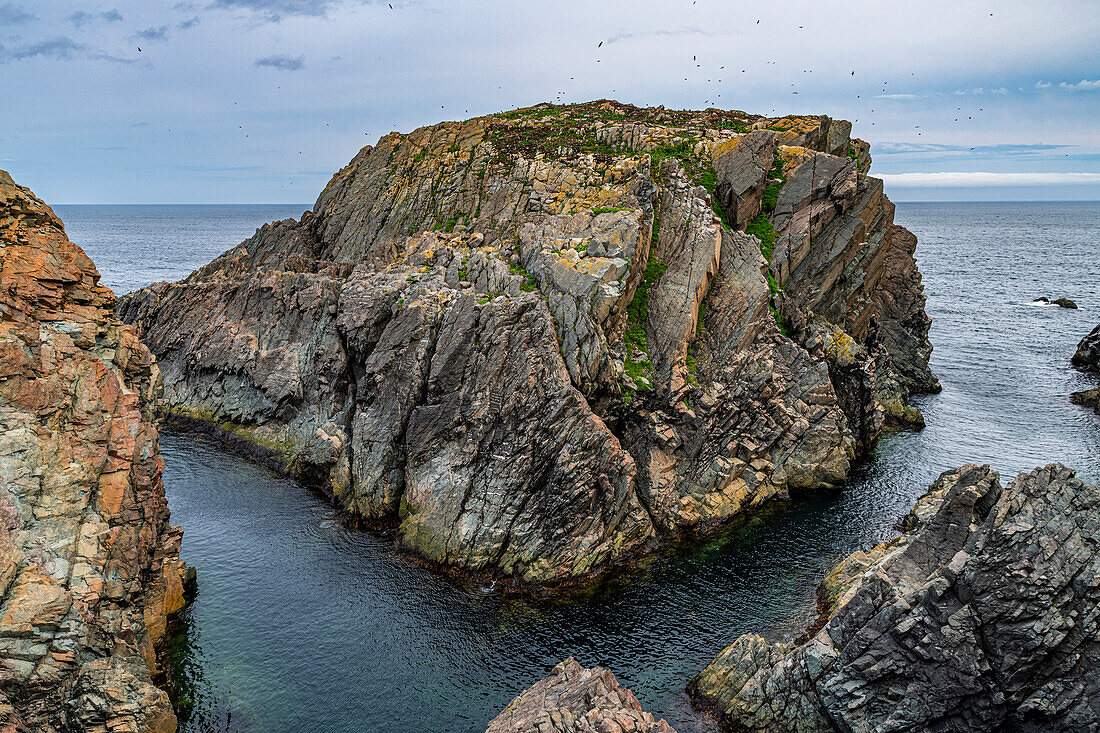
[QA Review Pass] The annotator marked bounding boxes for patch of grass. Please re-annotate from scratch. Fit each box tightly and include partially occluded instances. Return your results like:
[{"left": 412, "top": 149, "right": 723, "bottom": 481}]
[
  {"left": 592, "top": 206, "right": 628, "bottom": 215},
  {"left": 746, "top": 214, "right": 776, "bottom": 261},
  {"left": 766, "top": 271, "right": 779, "bottom": 296},
  {"left": 443, "top": 211, "right": 466, "bottom": 233},
  {"left": 621, "top": 213, "right": 666, "bottom": 393}
]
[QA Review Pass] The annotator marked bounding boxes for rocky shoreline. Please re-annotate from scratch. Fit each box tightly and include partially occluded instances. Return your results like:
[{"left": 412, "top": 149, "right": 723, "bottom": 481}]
[
  {"left": 0, "top": 172, "right": 189, "bottom": 731},
  {"left": 120, "top": 101, "right": 937, "bottom": 585},
  {"left": 497, "top": 461, "right": 1100, "bottom": 732}
]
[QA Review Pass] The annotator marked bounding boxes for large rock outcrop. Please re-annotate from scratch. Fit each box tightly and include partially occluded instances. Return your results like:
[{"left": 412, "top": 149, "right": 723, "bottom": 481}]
[
  {"left": 120, "top": 101, "right": 936, "bottom": 583},
  {"left": 692, "top": 463, "right": 1100, "bottom": 732},
  {"left": 1072, "top": 323, "right": 1100, "bottom": 413},
  {"left": 486, "top": 657, "right": 674, "bottom": 733},
  {"left": 0, "top": 171, "right": 187, "bottom": 732}
]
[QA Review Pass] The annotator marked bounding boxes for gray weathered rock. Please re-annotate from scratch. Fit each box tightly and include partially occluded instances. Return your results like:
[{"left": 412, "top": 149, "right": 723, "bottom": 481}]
[
  {"left": 692, "top": 463, "right": 1100, "bottom": 732},
  {"left": 120, "top": 102, "right": 937, "bottom": 583},
  {"left": 486, "top": 657, "right": 675, "bottom": 733},
  {"left": 1073, "top": 322, "right": 1100, "bottom": 371}
]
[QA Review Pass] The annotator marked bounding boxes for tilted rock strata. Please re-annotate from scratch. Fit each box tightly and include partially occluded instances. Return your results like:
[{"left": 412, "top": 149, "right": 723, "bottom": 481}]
[
  {"left": 692, "top": 463, "right": 1100, "bottom": 732},
  {"left": 486, "top": 657, "right": 675, "bottom": 733},
  {"left": 120, "top": 101, "right": 936, "bottom": 582},
  {"left": 0, "top": 171, "right": 187, "bottom": 732}
]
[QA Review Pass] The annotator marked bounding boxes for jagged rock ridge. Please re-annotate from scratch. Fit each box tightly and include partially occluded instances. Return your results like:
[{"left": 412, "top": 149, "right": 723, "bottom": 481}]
[
  {"left": 120, "top": 100, "right": 937, "bottom": 583},
  {"left": 486, "top": 657, "right": 674, "bottom": 733},
  {"left": 692, "top": 463, "right": 1100, "bottom": 732},
  {"left": 0, "top": 172, "right": 188, "bottom": 731}
]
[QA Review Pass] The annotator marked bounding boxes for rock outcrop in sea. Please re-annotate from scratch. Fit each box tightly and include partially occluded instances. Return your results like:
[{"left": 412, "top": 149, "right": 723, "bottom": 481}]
[
  {"left": 691, "top": 463, "right": 1100, "bottom": 732},
  {"left": 120, "top": 101, "right": 937, "bottom": 583},
  {"left": 1072, "top": 323, "right": 1100, "bottom": 413},
  {"left": 486, "top": 657, "right": 674, "bottom": 733},
  {"left": 0, "top": 171, "right": 188, "bottom": 732}
]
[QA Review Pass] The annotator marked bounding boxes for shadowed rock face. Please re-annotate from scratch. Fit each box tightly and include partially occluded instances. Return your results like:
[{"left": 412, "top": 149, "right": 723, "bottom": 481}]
[
  {"left": 486, "top": 657, "right": 675, "bottom": 733},
  {"left": 692, "top": 463, "right": 1100, "bottom": 733},
  {"left": 1071, "top": 323, "right": 1100, "bottom": 413},
  {"left": 0, "top": 172, "right": 187, "bottom": 732},
  {"left": 119, "top": 101, "right": 936, "bottom": 583}
]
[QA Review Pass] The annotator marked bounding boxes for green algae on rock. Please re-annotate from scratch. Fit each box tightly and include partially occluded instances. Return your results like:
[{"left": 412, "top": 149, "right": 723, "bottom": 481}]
[{"left": 119, "top": 100, "right": 937, "bottom": 584}]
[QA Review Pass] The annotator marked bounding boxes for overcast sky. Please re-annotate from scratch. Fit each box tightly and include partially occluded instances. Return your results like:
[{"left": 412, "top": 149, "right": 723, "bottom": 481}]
[{"left": 2, "top": 0, "right": 1098, "bottom": 203}]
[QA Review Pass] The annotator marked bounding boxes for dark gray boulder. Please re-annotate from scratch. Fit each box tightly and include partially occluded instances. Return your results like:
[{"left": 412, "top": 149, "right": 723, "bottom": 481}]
[{"left": 692, "top": 463, "right": 1100, "bottom": 732}]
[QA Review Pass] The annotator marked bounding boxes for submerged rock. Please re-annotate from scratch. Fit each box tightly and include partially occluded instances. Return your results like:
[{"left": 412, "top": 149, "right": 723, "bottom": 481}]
[
  {"left": 691, "top": 463, "right": 1100, "bottom": 732},
  {"left": 487, "top": 657, "right": 674, "bottom": 733},
  {"left": 120, "top": 101, "right": 937, "bottom": 583},
  {"left": 0, "top": 172, "right": 188, "bottom": 731}
]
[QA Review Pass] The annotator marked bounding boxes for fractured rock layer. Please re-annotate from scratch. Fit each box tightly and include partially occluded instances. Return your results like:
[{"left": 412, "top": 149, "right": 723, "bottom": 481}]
[
  {"left": 692, "top": 463, "right": 1100, "bottom": 732},
  {"left": 0, "top": 171, "right": 187, "bottom": 732},
  {"left": 486, "top": 657, "right": 674, "bottom": 733},
  {"left": 120, "top": 101, "right": 937, "bottom": 583}
]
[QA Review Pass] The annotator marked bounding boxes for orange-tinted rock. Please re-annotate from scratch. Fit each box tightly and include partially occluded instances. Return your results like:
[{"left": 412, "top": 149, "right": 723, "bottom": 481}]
[{"left": 0, "top": 170, "right": 186, "bottom": 732}]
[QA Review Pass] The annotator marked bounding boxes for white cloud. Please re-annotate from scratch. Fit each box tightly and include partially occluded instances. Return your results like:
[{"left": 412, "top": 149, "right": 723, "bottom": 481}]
[
  {"left": 1059, "top": 79, "right": 1100, "bottom": 91},
  {"left": 879, "top": 172, "right": 1100, "bottom": 187},
  {"left": 874, "top": 93, "right": 918, "bottom": 99},
  {"left": 1035, "top": 80, "right": 1051, "bottom": 89}
]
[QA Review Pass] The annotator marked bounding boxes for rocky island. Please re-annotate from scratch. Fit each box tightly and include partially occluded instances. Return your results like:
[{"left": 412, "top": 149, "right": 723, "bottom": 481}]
[
  {"left": 0, "top": 172, "right": 187, "bottom": 731},
  {"left": 120, "top": 101, "right": 938, "bottom": 584},
  {"left": 691, "top": 463, "right": 1100, "bottom": 732}
]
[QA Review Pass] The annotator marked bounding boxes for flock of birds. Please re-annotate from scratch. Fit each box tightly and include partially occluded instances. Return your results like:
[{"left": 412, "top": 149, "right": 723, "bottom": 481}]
[{"left": 142, "top": 4, "right": 1004, "bottom": 189}]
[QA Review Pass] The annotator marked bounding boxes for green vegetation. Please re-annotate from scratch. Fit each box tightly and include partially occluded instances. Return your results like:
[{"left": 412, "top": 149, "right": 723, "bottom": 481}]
[
  {"left": 442, "top": 211, "right": 466, "bottom": 233},
  {"left": 509, "top": 259, "right": 538, "bottom": 292},
  {"left": 621, "top": 213, "right": 666, "bottom": 398},
  {"left": 591, "top": 206, "right": 628, "bottom": 215},
  {"left": 766, "top": 271, "right": 779, "bottom": 296},
  {"left": 746, "top": 214, "right": 776, "bottom": 261}
]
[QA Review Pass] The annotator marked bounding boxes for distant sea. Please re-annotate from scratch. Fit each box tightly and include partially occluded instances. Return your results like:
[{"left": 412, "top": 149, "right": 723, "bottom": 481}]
[
  {"left": 55, "top": 204, "right": 310, "bottom": 295},
  {"left": 56, "top": 202, "right": 1100, "bottom": 733}
]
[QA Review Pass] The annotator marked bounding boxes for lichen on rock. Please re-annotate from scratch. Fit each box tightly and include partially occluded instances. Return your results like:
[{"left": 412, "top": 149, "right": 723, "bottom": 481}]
[{"left": 119, "top": 100, "right": 937, "bottom": 584}]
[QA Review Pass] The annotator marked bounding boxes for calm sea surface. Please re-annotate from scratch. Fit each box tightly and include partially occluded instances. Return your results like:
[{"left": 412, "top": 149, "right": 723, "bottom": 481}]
[{"left": 59, "top": 202, "right": 1100, "bottom": 732}]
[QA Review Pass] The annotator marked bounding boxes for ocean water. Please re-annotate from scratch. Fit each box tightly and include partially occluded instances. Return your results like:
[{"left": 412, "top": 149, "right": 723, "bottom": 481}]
[{"left": 63, "top": 202, "right": 1100, "bottom": 732}]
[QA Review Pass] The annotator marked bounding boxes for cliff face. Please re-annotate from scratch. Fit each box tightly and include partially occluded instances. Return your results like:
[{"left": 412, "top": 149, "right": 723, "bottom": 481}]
[
  {"left": 692, "top": 463, "right": 1100, "bottom": 732},
  {"left": 120, "top": 101, "right": 936, "bottom": 583},
  {"left": 0, "top": 171, "right": 187, "bottom": 732}
]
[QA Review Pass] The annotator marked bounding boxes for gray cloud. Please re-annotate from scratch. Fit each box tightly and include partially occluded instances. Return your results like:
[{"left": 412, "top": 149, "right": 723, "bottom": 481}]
[
  {"left": 212, "top": 0, "right": 340, "bottom": 21},
  {"left": 877, "top": 142, "right": 1071, "bottom": 155},
  {"left": 603, "top": 27, "right": 713, "bottom": 46},
  {"left": 178, "top": 16, "right": 200, "bottom": 29},
  {"left": 255, "top": 54, "right": 305, "bottom": 71},
  {"left": 69, "top": 8, "right": 123, "bottom": 27},
  {"left": 135, "top": 26, "right": 169, "bottom": 41},
  {"left": 0, "top": 2, "right": 34, "bottom": 24},
  {"left": 1060, "top": 79, "right": 1100, "bottom": 92},
  {"left": 0, "top": 37, "right": 82, "bottom": 63}
]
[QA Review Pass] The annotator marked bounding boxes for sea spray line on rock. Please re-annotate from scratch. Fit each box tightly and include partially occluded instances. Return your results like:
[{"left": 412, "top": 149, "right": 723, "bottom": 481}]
[{"left": 119, "top": 101, "right": 937, "bottom": 584}]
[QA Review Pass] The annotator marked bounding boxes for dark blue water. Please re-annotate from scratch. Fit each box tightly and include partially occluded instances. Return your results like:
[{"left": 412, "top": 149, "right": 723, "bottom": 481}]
[{"left": 63, "top": 203, "right": 1100, "bottom": 733}]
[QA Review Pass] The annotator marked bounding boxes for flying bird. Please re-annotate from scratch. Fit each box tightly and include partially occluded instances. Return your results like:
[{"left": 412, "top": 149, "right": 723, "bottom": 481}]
[
  {"left": 598, "top": 41, "right": 603, "bottom": 47},
  {"left": 137, "top": 47, "right": 142, "bottom": 52}
]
